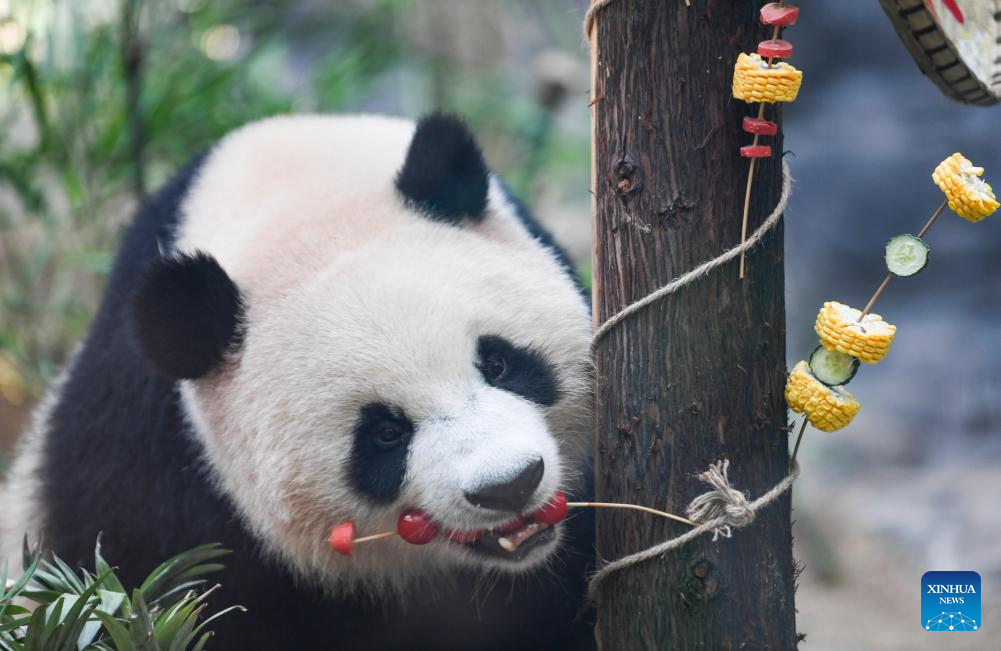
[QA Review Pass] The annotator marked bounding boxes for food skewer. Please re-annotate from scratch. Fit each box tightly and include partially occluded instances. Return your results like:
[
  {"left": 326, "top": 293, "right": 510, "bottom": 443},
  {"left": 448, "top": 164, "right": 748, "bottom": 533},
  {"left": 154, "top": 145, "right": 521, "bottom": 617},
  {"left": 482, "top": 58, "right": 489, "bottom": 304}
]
[
  {"left": 857, "top": 199, "right": 947, "bottom": 320},
  {"left": 736, "top": 1, "right": 802, "bottom": 279},
  {"left": 788, "top": 416, "right": 808, "bottom": 470},
  {"left": 785, "top": 153, "right": 998, "bottom": 463},
  {"left": 328, "top": 491, "right": 694, "bottom": 556},
  {"left": 565, "top": 501, "right": 695, "bottom": 526}
]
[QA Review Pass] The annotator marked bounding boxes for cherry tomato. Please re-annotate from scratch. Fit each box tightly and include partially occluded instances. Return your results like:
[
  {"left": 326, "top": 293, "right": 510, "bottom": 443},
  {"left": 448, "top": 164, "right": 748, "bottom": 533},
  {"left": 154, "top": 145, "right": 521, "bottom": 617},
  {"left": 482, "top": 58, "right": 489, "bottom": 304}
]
[
  {"left": 531, "top": 491, "right": 568, "bottom": 525},
  {"left": 397, "top": 509, "right": 438, "bottom": 545},
  {"left": 328, "top": 522, "right": 355, "bottom": 556}
]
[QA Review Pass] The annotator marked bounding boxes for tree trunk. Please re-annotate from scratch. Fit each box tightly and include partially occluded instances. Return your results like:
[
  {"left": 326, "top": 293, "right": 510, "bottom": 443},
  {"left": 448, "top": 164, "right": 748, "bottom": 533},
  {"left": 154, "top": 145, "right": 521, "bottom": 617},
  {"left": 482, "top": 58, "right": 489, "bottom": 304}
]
[{"left": 589, "top": 1, "right": 796, "bottom": 649}]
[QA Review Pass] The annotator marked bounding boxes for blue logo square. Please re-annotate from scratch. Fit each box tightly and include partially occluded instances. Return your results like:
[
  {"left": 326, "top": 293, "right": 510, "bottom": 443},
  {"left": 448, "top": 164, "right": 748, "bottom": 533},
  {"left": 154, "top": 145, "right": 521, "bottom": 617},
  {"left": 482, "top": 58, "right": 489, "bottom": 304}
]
[{"left": 921, "top": 571, "right": 981, "bottom": 632}]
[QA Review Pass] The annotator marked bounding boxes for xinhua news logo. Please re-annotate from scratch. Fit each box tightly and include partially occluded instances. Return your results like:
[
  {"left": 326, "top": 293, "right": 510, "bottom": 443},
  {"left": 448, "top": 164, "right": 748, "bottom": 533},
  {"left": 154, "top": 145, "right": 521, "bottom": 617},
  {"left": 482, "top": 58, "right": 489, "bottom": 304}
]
[{"left": 921, "top": 571, "right": 981, "bottom": 632}]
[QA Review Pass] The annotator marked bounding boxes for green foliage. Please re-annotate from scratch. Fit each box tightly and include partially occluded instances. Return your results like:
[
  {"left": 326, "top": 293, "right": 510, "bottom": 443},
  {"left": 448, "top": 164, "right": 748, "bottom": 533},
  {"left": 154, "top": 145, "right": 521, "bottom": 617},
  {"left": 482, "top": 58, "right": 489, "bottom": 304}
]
[
  {"left": 0, "top": 0, "right": 589, "bottom": 406},
  {"left": 0, "top": 539, "right": 239, "bottom": 651},
  {"left": 0, "top": 0, "right": 403, "bottom": 401}
]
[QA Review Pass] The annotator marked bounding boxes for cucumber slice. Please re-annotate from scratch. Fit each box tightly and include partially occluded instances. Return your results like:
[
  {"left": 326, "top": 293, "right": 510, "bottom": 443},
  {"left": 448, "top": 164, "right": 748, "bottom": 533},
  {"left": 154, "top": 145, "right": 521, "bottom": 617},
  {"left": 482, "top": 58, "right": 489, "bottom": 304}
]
[
  {"left": 885, "top": 234, "right": 929, "bottom": 277},
  {"left": 808, "top": 346, "right": 859, "bottom": 386}
]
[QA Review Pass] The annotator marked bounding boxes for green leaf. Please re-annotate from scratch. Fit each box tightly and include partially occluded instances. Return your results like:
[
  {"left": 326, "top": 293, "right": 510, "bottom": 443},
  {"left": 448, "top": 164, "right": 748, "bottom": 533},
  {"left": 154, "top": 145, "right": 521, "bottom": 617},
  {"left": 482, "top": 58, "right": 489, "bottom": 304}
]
[
  {"left": 189, "top": 631, "right": 213, "bottom": 651},
  {"left": 93, "top": 538, "right": 126, "bottom": 598},
  {"left": 129, "top": 590, "right": 155, "bottom": 648},
  {"left": 91, "top": 612, "right": 131, "bottom": 651},
  {"left": 77, "top": 590, "right": 126, "bottom": 649},
  {"left": 138, "top": 545, "right": 229, "bottom": 606}
]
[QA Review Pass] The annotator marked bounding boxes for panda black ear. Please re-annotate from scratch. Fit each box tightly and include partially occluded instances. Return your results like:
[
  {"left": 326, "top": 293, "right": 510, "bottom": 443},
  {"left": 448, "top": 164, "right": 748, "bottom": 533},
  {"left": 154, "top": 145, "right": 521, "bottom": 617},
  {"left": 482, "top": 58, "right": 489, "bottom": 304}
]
[
  {"left": 130, "top": 252, "right": 244, "bottom": 380},
  {"left": 395, "top": 113, "right": 489, "bottom": 223}
]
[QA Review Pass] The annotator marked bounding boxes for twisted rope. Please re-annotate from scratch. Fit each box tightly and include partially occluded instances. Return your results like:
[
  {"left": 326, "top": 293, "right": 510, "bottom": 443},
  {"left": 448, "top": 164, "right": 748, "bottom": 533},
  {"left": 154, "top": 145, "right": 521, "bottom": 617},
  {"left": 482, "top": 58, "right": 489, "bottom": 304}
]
[
  {"left": 687, "top": 459, "right": 756, "bottom": 540},
  {"left": 583, "top": 0, "right": 796, "bottom": 603},
  {"left": 586, "top": 158, "right": 794, "bottom": 595},
  {"left": 587, "top": 460, "right": 799, "bottom": 602},
  {"left": 593, "top": 160, "right": 791, "bottom": 344}
]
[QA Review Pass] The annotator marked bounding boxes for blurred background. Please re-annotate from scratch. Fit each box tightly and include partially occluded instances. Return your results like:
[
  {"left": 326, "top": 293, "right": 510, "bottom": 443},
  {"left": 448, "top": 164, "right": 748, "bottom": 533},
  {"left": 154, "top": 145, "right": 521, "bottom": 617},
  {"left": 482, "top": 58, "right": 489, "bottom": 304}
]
[{"left": 0, "top": 1, "right": 998, "bottom": 648}]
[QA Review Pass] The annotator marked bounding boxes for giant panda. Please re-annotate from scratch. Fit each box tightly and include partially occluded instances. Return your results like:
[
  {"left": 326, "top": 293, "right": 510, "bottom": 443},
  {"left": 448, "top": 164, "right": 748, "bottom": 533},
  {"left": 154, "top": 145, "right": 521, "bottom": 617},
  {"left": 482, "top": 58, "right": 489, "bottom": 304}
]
[{"left": 0, "top": 114, "right": 596, "bottom": 650}]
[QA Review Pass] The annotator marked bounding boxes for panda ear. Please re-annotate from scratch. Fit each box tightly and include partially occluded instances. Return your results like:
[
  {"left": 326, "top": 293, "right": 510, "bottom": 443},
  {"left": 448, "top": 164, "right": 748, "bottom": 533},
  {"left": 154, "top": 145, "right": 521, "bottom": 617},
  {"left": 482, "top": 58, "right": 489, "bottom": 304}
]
[
  {"left": 395, "top": 113, "right": 490, "bottom": 223},
  {"left": 130, "top": 252, "right": 244, "bottom": 380}
]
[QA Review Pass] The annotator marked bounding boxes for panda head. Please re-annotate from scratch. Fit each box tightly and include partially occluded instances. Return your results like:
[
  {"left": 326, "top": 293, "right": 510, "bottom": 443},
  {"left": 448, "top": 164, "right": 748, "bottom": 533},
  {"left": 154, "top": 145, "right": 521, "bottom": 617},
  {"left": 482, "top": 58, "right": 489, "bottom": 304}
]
[{"left": 130, "top": 114, "right": 592, "bottom": 593}]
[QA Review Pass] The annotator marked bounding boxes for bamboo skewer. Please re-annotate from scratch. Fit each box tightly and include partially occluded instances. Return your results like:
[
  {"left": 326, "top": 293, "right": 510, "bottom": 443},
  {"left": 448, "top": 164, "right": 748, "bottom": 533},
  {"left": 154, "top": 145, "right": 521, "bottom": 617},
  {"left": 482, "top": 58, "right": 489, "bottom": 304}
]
[
  {"left": 567, "top": 501, "right": 696, "bottom": 527},
  {"left": 788, "top": 416, "right": 808, "bottom": 471},
  {"left": 738, "top": 13, "right": 784, "bottom": 279},
  {"left": 339, "top": 500, "right": 697, "bottom": 552},
  {"left": 858, "top": 198, "right": 948, "bottom": 320},
  {"left": 352, "top": 531, "right": 398, "bottom": 545}
]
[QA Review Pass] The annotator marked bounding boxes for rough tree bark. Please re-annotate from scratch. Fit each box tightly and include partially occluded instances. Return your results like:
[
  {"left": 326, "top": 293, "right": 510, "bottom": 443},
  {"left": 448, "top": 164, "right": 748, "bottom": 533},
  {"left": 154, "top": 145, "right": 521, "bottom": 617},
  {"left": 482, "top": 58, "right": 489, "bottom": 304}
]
[{"left": 589, "top": 1, "right": 797, "bottom": 649}]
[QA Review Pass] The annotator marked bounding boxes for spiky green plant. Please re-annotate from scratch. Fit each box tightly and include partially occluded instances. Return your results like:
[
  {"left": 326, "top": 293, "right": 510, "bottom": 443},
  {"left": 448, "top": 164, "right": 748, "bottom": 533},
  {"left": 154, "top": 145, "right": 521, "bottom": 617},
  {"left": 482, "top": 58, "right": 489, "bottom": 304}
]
[{"left": 0, "top": 539, "right": 241, "bottom": 651}]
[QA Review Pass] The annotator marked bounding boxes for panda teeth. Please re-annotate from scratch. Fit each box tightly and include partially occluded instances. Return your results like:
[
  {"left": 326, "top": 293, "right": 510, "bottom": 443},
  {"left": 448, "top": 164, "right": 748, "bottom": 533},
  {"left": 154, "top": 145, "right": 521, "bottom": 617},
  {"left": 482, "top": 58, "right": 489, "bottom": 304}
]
[{"left": 496, "top": 522, "right": 549, "bottom": 553}]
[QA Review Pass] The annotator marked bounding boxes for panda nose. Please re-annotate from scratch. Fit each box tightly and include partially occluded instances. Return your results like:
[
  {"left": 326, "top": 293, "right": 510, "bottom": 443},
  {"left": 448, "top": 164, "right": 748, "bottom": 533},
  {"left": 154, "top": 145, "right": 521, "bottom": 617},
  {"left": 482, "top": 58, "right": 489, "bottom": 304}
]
[{"left": 464, "top": 458, "right": 545, "bottom": 513}]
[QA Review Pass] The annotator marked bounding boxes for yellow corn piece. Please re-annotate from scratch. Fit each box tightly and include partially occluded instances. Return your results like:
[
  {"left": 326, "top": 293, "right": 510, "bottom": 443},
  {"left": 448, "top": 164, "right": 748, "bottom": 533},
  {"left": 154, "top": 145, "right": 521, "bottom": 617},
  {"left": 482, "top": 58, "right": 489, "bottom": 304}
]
[
  {"left": 814, "top": 301, "right": 895, "bottom": 364},
  {"left": 932, "top": 153, "right": 999, "bottom": 223},
  {"left": 732, "top": 52, "right": 803, "bottom": 104},
  {"left": 785, "top": 361, "right": 860, "bottom": 432}
]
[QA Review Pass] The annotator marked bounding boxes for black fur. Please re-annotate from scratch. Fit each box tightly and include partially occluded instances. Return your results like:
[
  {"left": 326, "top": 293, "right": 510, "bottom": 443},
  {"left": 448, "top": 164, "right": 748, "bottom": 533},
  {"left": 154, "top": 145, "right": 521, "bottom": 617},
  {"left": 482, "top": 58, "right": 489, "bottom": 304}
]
[
  {"left": 348, "top": 403, "right": 413, "bottom": 503},
  {"left": 396, "top": 113, "right": 489, "bottom": 222},
  {"left": 36, "top": 140, "right": 595, "bottom": 650},
  {"left": 477, "top": 335, "right": 560, "bottom": 407},
  {"left": 131, "top": 252, "right": 243, "bottom": 379}
]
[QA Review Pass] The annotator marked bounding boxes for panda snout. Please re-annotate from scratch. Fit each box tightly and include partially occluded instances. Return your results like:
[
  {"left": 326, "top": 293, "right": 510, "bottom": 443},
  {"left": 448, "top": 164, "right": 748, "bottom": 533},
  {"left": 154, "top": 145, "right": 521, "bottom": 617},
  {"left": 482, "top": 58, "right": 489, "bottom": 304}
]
[{"left": 463, "top": 457, "right": 544, "bottom": 513}]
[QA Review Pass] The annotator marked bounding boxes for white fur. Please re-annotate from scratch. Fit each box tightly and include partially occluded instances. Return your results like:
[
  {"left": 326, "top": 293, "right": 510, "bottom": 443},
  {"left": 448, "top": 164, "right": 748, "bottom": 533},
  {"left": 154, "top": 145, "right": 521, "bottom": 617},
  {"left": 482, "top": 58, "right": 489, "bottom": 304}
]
[{"left": 115, "top": 115, "right": 592, "bottom": 594}]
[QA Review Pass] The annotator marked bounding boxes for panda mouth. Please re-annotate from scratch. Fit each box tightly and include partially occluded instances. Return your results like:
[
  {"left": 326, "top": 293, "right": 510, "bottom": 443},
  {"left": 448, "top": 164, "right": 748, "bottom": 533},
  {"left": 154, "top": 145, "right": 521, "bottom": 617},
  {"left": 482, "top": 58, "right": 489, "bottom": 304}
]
[
  {"left": 450, "top": 518, "right": 557, "bottom": 561},
  {"left": 328, "top": 492, "right": 567, "bottom": 559}
]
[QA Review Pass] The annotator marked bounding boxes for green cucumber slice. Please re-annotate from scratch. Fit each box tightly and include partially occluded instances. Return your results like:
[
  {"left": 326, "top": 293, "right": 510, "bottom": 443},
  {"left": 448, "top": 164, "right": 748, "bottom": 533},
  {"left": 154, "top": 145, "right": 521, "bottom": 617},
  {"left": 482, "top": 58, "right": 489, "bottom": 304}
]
[
  {"left": 885, "top": 234, "right": 929, "bottom": 277},
  {"left": 808, "top": 346, "right": 859, "bottom": 386}
]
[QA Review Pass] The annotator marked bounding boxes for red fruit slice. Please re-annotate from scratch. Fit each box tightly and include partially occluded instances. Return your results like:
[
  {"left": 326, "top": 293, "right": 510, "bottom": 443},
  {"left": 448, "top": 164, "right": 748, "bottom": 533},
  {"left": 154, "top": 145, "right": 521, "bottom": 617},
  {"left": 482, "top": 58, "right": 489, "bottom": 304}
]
[
  {"left": 742, "top": 117, "right": 778, "bottom": 136},
  {"left": 397, "top": 509, "right": 438, "bottom": 545},
  {"left": 758, "top": 39, "right": 793, "bottom": 59},
  {"left": 497, "top": 515, "right": 527, "bottom": 534},
  {"left": 759, "top": 3, "right": 799, "bottom": 27},
  {"left": 446, "top": 528, "right": 485, "bottom": 544},
  {"left": 329, "top": 522, "right": 355, "bottom": 556},
  {"left": 740, "top": 145, "right": 773, "bottom": 159},
  {"left": 531, "top": 491, "right": 568, "bottom": 525}
]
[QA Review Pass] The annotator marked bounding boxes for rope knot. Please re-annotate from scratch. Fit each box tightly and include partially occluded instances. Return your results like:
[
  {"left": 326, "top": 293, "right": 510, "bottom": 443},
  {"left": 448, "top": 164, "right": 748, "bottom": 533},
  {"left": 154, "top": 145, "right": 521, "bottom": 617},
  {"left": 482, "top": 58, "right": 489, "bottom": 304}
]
[{"left": 685, "top": 460, "right": 754, "bottom": 541}]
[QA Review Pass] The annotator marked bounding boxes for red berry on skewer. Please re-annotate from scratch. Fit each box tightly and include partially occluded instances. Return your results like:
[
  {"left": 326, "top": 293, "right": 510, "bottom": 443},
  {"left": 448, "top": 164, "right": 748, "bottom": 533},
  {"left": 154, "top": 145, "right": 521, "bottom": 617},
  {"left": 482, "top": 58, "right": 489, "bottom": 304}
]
[
  {"left": 397, "top": 509, "right": 438, "bottom": 544},
  {"left": 758, "top": 39, "right": 793, "bottom": 60},
  {"left": 740, "top": 145, "right": 773, "bottom": 159},
  {"left": 329, "top": 521, "right": 355, "bottom": 556},
  {"left": 759, "top": 3, "right": 799, "bottom": 27},
  {"left": 497, "top": 515, "right": 527, "bottom": 534},
  {"left": 742, "top": 117, "right": 778, "bottom": 136},
  {"left": 531, "top": 490, "right": 568, "bottom": 525}
]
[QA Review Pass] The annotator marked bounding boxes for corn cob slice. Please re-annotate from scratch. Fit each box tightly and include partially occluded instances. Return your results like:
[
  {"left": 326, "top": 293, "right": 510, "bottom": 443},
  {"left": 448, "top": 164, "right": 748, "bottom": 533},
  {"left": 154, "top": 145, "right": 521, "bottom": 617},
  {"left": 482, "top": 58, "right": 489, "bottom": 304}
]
[
  {"left": 785, "top": 361, "right": 860, "bottom": 432},
  {"left": 732, "top": 52, "right": 803, "bottom": 104},
  {"left": 932, "top": 153, "right": 999, "bottom": 223},
  {"left": 814, "top": 301, "right": 896, "bottom": 364}
]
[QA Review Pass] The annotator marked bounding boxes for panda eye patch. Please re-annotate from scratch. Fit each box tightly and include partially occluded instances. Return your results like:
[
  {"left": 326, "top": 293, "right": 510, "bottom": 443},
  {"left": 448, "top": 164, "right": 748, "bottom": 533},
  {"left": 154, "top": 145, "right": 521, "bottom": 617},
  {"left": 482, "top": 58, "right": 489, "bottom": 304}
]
[
  {"left": 476, "top": 335, "right": 559, "bottom": 407},
  {"left": 374, "top": 421, "right": 409, "bottom": 449},
  {"left": 349, "top": 403, "right": 413, "bottom": 503},
  {"left": 355, "top": 405, "right": 413, "bottom": 450},
  {"left": 480, "top": 352, "right": 507, "bottom": 383}
]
